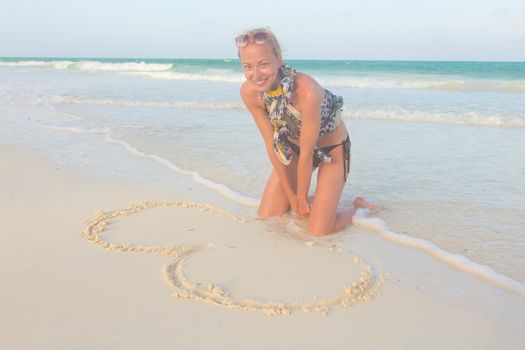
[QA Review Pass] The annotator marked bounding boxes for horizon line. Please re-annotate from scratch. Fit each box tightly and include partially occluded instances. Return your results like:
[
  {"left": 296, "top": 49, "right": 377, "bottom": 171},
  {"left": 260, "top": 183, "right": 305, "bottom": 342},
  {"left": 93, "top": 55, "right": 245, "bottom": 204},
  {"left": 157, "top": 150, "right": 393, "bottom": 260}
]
[{"left": 1, "top": 55, "right": 524, "bottom": 63}]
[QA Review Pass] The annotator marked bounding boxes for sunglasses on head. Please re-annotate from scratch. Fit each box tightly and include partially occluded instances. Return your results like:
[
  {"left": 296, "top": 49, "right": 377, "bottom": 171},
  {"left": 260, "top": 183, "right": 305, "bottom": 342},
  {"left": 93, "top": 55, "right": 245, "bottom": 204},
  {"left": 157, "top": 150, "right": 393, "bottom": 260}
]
[{"left": 235, "top": 31, "right": 270, "bottom": 48}]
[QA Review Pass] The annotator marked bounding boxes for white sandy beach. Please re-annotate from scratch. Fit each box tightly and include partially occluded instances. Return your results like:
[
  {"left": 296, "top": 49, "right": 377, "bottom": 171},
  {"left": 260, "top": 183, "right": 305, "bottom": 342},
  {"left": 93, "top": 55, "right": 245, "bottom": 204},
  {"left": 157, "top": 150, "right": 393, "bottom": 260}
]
[{"left": 1, "top": 142, "right": 524, "bottom": 349}]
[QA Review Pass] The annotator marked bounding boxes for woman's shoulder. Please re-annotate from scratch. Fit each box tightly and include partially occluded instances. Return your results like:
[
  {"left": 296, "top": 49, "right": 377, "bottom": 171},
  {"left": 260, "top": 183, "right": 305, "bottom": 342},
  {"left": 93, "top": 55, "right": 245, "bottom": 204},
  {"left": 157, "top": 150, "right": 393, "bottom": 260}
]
[
  {"left": 240, "top": 81, "right": 265, "bottom": 109},
  {"left": 293, "top": 72, "right": 323, "bottom": 100}
]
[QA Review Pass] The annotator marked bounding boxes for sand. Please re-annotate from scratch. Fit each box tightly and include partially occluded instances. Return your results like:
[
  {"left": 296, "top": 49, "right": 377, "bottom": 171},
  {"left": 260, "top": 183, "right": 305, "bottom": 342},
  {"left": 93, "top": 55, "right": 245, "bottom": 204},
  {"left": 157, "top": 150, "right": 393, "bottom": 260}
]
[{"left": 1, "top": 142, "right": 524, "bottom": 350}]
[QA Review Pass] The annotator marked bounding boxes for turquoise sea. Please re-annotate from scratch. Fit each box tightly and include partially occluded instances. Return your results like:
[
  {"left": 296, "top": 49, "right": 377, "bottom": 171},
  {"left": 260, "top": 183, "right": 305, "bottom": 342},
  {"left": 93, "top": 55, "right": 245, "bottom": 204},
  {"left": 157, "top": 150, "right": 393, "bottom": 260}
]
[{"left": 1, "top": 57, "right": 524, "bottom": 295}]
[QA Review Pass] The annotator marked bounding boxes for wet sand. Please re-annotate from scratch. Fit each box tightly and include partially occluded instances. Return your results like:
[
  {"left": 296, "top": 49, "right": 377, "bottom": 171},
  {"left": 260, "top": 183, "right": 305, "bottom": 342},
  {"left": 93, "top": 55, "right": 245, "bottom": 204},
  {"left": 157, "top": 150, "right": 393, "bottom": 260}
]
[{"left": 1, "top": 142, "right": 524, "bottom": 349}]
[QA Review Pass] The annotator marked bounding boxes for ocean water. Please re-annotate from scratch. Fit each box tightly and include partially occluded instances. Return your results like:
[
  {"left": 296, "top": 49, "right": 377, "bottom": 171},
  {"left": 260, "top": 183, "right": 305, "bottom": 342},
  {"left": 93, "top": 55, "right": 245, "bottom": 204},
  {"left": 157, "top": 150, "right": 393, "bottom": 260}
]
[{"left": 1, "top": 57, "right": 524, "bottom": 295}]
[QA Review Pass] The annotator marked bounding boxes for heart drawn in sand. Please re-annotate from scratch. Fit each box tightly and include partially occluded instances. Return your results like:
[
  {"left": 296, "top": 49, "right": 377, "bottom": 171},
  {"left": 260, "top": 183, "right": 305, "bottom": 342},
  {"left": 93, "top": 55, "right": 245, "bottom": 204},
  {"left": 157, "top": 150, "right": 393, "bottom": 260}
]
[{"left": 81, "top": 201, "right": 382, "bottom": 316}]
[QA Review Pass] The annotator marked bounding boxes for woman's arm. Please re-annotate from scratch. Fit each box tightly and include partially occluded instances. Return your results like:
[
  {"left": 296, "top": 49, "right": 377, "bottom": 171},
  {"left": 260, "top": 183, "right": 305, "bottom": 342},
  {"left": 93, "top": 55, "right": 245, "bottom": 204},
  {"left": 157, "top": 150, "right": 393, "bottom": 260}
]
[
  {"left": 240, "top": 82, "right": 298, "bottom": 209},
  {"left": 294, "top": 74, "right": 323, "bottom": 217}
]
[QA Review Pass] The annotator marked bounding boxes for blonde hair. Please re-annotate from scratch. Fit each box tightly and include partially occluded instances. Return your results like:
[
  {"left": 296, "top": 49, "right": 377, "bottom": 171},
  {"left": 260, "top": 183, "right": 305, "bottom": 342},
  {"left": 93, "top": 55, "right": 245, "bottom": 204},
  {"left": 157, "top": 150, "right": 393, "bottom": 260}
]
[{"left": 236, "top": 27, "right": 282, "bottom": 60}]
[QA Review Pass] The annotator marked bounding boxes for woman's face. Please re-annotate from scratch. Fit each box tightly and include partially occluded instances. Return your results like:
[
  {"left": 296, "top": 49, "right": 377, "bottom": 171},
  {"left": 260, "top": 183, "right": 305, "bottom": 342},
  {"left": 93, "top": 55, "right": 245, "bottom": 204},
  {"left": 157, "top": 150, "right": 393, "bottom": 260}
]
[{"left": 239, "top": 43, "right": 282, "bottom": 92}]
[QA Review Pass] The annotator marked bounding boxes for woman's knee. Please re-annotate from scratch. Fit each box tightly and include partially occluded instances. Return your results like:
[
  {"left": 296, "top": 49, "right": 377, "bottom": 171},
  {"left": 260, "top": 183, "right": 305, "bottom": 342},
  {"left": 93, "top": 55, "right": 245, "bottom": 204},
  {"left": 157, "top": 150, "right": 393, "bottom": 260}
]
[
  {"left": 308, "top": 218, "right": 333, "bottom": 236},
  {"left": 257, "top": 203, "right": 289, "bottom": 218}
]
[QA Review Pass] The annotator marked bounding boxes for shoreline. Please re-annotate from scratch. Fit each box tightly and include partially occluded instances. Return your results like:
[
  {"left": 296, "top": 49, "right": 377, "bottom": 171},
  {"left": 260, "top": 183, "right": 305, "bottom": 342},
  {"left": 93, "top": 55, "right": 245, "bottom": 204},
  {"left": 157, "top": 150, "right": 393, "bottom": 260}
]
[
  {"left": 28, "top": 113, "right": 525, "bottom": 294},
  {"left": 1, "top": 141, "right": 524, "bottom": 349}
]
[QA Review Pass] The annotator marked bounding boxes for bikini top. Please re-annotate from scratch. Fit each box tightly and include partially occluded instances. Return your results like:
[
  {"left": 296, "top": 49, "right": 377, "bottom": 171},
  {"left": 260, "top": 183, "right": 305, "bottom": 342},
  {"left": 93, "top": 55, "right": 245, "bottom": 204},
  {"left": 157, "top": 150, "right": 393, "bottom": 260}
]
[{"left": 259, "top": 64, "right": 344, "bottom": 165}]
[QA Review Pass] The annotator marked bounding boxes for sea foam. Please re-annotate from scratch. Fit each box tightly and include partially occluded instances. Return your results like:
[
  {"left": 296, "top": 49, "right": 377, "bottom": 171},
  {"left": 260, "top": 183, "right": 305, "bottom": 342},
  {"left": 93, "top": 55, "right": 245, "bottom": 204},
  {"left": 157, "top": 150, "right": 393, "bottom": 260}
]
[
  {"left": 343, "top": 108, "right": 525, "bottom": 127},
  {"left": 319, "top": 77, "right": 525, "bottom": 92},
  {"left": 44, "top": 95, "right": 525, "bottom": 128},
  {"left": 36, "top": 121, "right": 525, "bottom": 298},
  {"left": 50, "top": 95, "right": 245, "bottom": 110},
  {"left": 38, "top": 123, "right": 259, "bottom": 207},
  {"left": 352, "top": 210, "right": 525, "bottom": 298},
  {"left": 3, "top": 59, "right": 524, "bottom": 92},
  {"left": 125, "top": 71, "right": 243, "bottom": 83},
  {"left": 0, "top": 60, "right": 172, "bottom": 72}
]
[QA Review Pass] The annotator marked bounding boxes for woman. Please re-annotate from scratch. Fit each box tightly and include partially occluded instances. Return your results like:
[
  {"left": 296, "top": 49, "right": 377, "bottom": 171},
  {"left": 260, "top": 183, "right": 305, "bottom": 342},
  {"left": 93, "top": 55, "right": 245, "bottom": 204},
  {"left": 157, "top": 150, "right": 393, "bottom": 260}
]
[{"left": 236, "top": 28, "right": 377, "bottom": 235}]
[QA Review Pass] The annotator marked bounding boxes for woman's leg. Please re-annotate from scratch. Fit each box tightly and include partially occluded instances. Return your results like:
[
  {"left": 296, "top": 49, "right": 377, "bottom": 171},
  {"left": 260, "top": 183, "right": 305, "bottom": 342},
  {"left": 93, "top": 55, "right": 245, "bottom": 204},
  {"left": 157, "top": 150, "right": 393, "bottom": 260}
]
[
  {"left": 258, "top": 158, "right": 298, "bottom": 217},
  {"left": 307, "top": 145, "right": 349, "bottom": 235},
  {"left": 328, "top": 197, "right": 379, "bottom": 233},
  {"left": 308, "top": 140, "right": 377, "bottom": 235},
  {"left": 258, "top": 170, "right": 291, "bottom": 217}
]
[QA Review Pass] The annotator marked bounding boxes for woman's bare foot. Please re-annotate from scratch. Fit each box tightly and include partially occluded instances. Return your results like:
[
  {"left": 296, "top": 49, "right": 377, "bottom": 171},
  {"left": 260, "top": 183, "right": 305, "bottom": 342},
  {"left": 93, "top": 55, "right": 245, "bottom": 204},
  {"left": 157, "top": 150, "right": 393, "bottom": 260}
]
[{"left": 353, "top": 197, "right": 381, "bottom": 210}]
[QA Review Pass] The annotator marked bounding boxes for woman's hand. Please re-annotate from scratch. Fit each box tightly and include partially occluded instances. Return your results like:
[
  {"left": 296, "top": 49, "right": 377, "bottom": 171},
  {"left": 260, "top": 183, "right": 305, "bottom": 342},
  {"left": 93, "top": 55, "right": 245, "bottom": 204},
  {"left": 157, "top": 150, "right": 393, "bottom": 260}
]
[
  {"left": 297, "top": 197, "right": 311, "bottom": 218},
  {"left": 288, "top": 193, "right": 299, "bottom": 214}
]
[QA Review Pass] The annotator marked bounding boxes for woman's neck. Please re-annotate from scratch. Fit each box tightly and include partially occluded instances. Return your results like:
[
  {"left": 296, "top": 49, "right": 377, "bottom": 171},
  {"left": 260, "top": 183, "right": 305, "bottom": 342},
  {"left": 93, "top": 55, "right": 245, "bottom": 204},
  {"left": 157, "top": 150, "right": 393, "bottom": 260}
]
[{"left": 266, "top": 67, "right": 283, "bottom": 93}]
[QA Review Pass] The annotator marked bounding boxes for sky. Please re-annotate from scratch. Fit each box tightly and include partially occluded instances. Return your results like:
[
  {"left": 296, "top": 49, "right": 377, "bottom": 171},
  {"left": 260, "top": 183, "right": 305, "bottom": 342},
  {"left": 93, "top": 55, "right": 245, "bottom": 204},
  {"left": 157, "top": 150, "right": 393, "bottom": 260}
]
[{"left": 0, "top": 0, "right": 524, "bottom": 61}]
